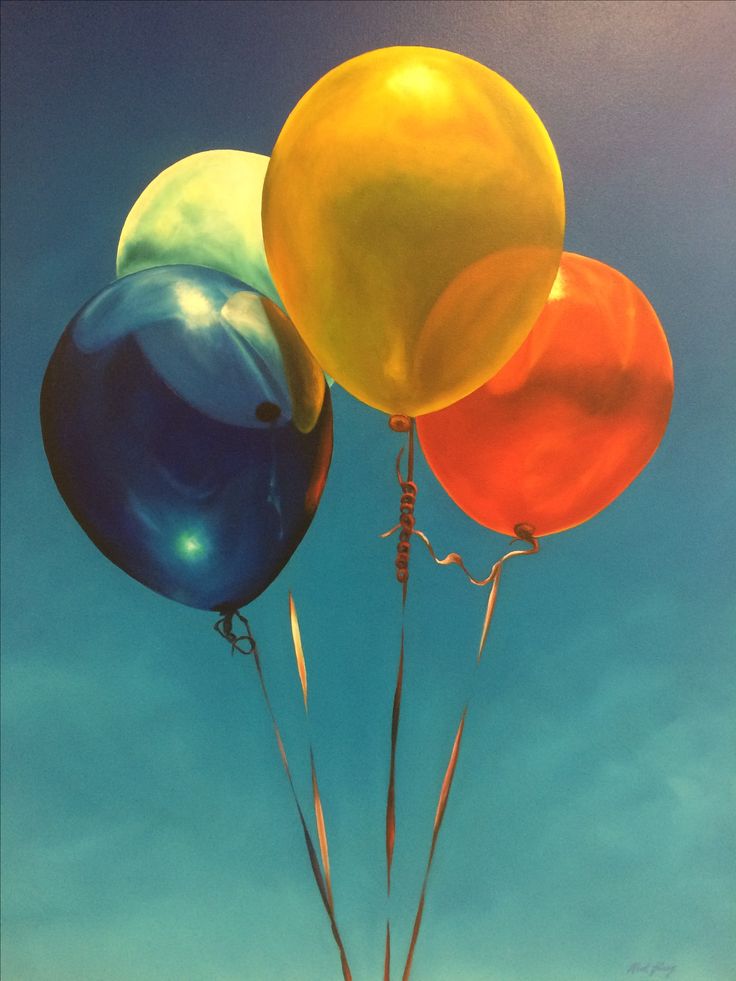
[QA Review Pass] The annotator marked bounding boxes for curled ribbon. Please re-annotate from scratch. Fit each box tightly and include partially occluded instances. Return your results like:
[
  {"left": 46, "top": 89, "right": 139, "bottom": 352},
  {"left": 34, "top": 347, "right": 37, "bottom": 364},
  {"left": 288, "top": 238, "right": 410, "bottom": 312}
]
[{"left": 382, "top": 519, "right": 539, "bottom": 661}]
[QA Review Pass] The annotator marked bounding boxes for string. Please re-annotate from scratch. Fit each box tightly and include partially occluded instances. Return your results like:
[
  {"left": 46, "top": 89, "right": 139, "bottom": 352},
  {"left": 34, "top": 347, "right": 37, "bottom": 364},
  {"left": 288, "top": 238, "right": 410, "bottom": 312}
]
[
  {"left": 214, "top": 611, "right": 352, "bottom": 981},
  {"left": 383, "top": 521, "right": 539, "bottom": 661},
  {"left": 289, "top": 591, "right": 334, "bottom": 912},
  {"left": 384, "top": 415, "right": 416, "bottom": 980},
  {"left": 396, "top": 526, "right": 539, "bottom": 979},
  {"left": 378, "top": 424, "right": 538, "bottom": 977},
  {"left": 401, "top": 709, "right": 466, "bottom": 981}
]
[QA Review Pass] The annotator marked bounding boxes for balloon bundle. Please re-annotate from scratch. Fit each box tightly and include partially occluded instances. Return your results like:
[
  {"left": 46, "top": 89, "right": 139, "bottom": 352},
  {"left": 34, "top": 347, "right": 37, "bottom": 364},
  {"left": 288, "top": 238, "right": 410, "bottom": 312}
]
[{"left": 41, "top": 46, "right": 674, "bottom": 980}]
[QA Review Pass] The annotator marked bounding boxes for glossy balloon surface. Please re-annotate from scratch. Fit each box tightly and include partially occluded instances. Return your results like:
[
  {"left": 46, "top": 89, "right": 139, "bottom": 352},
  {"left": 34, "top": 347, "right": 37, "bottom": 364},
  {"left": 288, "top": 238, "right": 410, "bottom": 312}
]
[
  {"left": 41, "top": 266, "right": 332, "bottom": 611},
  {"left": 263, "top": 45, "right": 565, "bottom": 416},
  {"left": 417, "top": 253, "right": 674, "bottom": 536},
  {"left": 117, "top": 150, "right": 281, "bottom": 305}
]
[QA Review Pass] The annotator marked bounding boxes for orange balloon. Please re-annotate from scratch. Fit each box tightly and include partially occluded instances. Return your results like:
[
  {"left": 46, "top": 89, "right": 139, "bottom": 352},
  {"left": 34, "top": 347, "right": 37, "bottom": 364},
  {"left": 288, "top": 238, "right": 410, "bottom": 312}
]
[{"left": 417, "top": 253, "right": 674, "bottom": 537}]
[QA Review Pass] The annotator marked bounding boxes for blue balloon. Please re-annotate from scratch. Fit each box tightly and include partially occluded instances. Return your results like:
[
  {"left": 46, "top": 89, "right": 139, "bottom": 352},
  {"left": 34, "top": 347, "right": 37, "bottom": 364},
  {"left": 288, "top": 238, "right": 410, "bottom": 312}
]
[{"left": 41, "top": 265, "right": 332, "bottom": 612}]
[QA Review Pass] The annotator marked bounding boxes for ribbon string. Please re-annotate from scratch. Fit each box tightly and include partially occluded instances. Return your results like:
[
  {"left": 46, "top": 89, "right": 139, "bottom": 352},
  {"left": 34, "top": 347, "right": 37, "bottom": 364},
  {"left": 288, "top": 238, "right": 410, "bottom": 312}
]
[
  {"left": 379, "top": 514, "right": 538, "bottom": 978},
  {"left": 384, "top": 619, "right": 405, "bottom": 981},
  {"left": 382, "top": 521, "right": 539, "bottom": 661},
  {"left": 392, "top": 527, "right": 539, "bottom": 980},
  {"left": 289, "top": 592, "right": 335, "bottom": 913},
  {"left": 215, "top": 611, "right": 352, "bottom": 981},
  {"left": 402, "top": 709, "right": 467, "bottom": 981},
  {"left": 213, "top": 450, "right": 540, "bottom": 981},
  {"left": 384, "top": 415, "right": 416, "bottom": 981},
  {"left": 388, "top": 417, "right": 417, "bottom": 603}
]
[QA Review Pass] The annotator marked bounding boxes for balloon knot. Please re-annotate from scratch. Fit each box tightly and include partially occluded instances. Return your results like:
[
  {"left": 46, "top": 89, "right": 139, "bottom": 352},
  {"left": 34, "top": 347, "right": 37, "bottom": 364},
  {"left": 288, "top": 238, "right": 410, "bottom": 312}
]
[
  {"left": 513, "top": 523, "right": 538, "bottom": 546},
  {"left": 214, "top": 610, "right": 257, "bottom": 656},
  {"left": 389, "top": 414, "right": 412, "bottom": 433}
]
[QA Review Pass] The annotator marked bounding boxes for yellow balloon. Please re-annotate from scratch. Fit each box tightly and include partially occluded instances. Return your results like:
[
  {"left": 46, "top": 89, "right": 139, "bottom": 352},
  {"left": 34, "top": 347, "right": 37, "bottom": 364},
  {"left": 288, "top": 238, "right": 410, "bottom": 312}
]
[
  {"left": 263, "top": 46, "right": 565, "bottom": 417},
  {"left": 117, "top": 150, "right": 280, "bottom": 305}
]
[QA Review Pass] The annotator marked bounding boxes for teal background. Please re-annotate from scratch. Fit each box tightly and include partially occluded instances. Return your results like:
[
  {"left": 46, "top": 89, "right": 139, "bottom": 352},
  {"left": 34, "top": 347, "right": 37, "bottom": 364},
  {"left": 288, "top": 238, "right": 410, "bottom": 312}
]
[{"left": 2, "top": 2, "right": 734, "bottom": 979}]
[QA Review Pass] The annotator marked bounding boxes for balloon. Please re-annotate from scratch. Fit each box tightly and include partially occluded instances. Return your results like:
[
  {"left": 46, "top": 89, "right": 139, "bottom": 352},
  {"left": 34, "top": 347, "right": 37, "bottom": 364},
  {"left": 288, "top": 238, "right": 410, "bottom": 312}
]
[
  {"left": 417, "top": 253, "right": 674, "bottom": 537},
  {"left": 117, "top": 150, "right": 281, "bottom": 305},
  {"left": 263, "top": 45, "right": 565, "bottom": 417},
  {"left": 41, "top": 265, "right": 332, "bottom": 612}
]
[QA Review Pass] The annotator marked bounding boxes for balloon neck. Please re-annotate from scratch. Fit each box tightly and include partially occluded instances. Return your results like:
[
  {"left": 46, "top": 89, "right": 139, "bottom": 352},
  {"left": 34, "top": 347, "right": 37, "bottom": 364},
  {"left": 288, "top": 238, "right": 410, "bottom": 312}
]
[
  {"left": 513, "top": 523, "right": 538, "bottom": 546},
  {"left": 389, "top": 414, "right": 413, "bottom": 433}
]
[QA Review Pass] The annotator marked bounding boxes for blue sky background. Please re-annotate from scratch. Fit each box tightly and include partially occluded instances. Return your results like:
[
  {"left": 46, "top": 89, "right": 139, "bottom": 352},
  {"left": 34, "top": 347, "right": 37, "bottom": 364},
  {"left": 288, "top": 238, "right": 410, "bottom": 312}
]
[{"left": 2, "top": 2, "right": 734, "bottom": 980}]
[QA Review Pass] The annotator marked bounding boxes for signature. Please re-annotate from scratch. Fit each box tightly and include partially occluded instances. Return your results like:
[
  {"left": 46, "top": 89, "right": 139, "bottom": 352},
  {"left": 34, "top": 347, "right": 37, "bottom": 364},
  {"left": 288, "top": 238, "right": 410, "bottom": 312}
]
[{"left": 627, "top": 964, "right": 676, "bottom": 978}]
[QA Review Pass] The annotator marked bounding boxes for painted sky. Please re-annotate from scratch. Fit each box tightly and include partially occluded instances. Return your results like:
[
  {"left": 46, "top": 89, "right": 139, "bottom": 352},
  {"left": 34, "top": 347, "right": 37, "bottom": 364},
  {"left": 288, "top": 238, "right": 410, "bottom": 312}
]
[{"left": 2, "top": 2, "right": 734, "bottom": 980}]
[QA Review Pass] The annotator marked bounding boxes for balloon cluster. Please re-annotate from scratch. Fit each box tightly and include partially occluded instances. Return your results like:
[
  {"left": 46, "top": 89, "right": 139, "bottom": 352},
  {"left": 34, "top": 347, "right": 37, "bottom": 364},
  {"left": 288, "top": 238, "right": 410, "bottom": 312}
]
[
  {"left": 40, "top": 45, "right": 676, "bottom": 981},
  {"left": 42, "top": 47, "right": 674, "bottom": 615}
]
